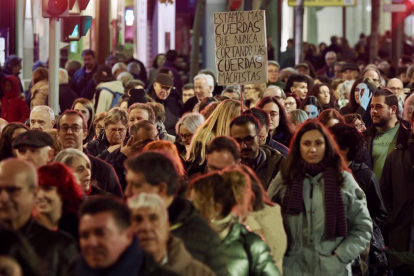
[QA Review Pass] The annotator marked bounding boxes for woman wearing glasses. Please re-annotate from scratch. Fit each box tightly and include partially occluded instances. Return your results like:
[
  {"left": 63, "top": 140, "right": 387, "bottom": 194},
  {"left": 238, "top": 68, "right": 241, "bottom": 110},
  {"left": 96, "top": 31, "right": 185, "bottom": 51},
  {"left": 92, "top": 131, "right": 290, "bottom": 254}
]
[
  {"left": 86, "top": 107, "right": 128, "bottom": 160},
  {"left": 267, "top": 120, "right": 372, "bottom": 276}
]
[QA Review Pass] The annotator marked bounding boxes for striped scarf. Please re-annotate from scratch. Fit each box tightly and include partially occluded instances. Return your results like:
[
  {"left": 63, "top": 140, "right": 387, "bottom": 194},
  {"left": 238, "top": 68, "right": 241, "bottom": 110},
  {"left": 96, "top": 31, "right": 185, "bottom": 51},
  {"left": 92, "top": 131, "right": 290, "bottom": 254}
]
[{"left": 283, "top": 159, "right": 347, "bottom": 239}]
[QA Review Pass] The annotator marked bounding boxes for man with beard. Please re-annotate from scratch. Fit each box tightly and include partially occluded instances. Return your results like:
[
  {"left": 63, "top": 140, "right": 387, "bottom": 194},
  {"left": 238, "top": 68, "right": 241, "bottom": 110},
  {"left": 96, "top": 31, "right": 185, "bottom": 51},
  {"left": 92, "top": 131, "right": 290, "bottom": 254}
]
[
  {"left": 366, "top": 89, "right": 411, "bottom": 181},
  {"left": 230, "top": 113, "right": 284, "bottom": 190}
]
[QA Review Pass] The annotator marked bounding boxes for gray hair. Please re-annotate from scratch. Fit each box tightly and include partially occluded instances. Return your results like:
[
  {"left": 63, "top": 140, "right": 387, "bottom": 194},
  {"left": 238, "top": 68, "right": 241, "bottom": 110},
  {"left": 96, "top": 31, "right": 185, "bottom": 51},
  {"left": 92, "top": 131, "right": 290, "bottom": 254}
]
[
  {"left": 117, "top": 72, "right": 134, "bottom": 87},
  {"left": 288, "top": 109, "right": 308, "bottom": 124},
  {"left": 268, "top": 60, "right": 280, "bottom": 68},
  {"left": 127, "top": 193, "right": 168, "bottom": 221},
  {"left": 175, "top": 112, "right": 205, "bottom": 134},
  {"left": 194, "top": 74, "right": 214, "bottom": 93},
  {"left": 112, "top": 62, "right": 128, "bottom": 76},
  {"left": 54, "top": 148, "right": 91, "bottom": 167},
  {"left": 127, "top": 62, "right": 141, "bottom": 75},
  {"left": 58, "top": 69, "right": 69, "bottom": 84},
  {"left": 31, "top": 105, "right": 55, "bottom": 121},
  {"left": 264, "top": 85, "right": 286, "bottom": 99}
]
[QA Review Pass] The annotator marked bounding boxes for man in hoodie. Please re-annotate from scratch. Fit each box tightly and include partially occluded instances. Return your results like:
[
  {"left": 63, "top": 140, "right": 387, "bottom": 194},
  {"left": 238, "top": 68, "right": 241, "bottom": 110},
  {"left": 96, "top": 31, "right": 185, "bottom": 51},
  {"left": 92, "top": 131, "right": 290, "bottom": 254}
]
[{"left": 0, "top": 75, "right": 30, "bottom": 123}]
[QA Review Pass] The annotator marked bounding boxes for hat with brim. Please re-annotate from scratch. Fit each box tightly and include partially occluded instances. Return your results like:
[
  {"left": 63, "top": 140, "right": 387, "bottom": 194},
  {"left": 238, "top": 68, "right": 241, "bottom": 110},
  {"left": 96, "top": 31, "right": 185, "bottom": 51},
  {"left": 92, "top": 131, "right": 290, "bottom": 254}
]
[
  {"left": 294, "top": 63, "right": 309, "bottom": 70},
  {"left": 341, "top": 63, "right": 359, "bottom": 73},
  {"left": 12, "top": 130, "right": 54, "bottom": 149},
  {"left": 155, "top": 73, "right": 173, "bottom": 87},
  {"left": 95, "top": 65, "right": 114, "bottom": 82}
]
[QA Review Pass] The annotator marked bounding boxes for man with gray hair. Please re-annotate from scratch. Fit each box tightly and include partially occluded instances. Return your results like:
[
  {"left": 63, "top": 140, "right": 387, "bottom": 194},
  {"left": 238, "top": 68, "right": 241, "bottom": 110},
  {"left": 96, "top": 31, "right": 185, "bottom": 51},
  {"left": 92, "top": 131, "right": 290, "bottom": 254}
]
[
  {"left": 316, "top": 51, "right": 337, "bottom": 79},
  {"left": 182, "top": 74, "right": 215, "bottom": 114},
  {"left": 58, "top": 69, "right": 78, "bottom": 114},
  {"left": 30, "top": 105, "right": 55, "bottom": 131},
  {"left": 128, "top": 193, "right": 216, "bottom": 276},
  {"left": 263, "top": 85, "right": 286, "bottom": 104}
]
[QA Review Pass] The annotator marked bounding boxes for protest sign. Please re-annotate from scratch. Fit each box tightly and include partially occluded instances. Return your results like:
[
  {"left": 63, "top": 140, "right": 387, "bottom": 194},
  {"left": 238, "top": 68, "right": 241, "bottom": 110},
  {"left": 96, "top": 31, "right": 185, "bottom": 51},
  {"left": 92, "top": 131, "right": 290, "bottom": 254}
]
[{"left": 214, "top": 10, "right": 268, "bottom": 86}]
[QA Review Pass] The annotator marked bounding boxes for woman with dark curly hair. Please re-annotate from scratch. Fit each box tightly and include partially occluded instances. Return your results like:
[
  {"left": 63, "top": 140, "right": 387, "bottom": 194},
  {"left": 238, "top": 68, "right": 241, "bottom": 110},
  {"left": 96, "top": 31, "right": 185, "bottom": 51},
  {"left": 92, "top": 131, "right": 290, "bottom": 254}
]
[
  {"left": 35, "top": 162, "right": 85, "bottom": 240},
  {"left": 256, "top": 96, "right": 293, "bottom": 147},
  {"left": 309, "top": 83, "right": 338, "bottom": 110},
  {"left": 267, "top": 120, "right": 372, "bottom": 276},
  {"left": 0, "top": 123, "right": 28, "bottom": 161},
  {"left": 0, "top": 228, "right": 44, "bottom": 276}
]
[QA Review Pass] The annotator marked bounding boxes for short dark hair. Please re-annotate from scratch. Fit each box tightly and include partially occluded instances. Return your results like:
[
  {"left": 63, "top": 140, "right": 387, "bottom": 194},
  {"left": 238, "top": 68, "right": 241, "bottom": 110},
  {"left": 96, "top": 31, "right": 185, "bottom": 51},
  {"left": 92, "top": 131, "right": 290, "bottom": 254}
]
[
  {"left": 230, "top": 113, "right": 261, "bottom": 135},
  {"left": 82, "top": 49, "right": 95, "bottom": 58},
  {"left": 125, "top": 151, "right": 179, "bottom": 196},
  {"left": 183, "top": 83, "right": 194, "bottom": 91},
  {"left": 248, "top": 107, "right": 270, "bottom": 130},
  {"left": 58, "top": 110, "right": 88, "bottom": 130},
  {"left": 80, "top": 197, "right": 131, "bottom": 230},
  {"left": 206, "top": 136, "right": 240, "bottom": 162},
  {"left": 130, "top": 120, "right": 156, "bottom": 137},
  {"left": 105, "top": 54, "right": 117, "bottom": 63},
  {"left": 373, "top": 89, "right": 400, "bottom": 117},
  {"left": 166, "top": 50, "right": 178, "bottom": 62},
  {"left": 344, "top": 113, "right": 363, "bottom": 125},
  {"left": 397, "top": 66, "right": 408, "bottom": 76},
  {"left": 285, "top": 74, "right": 308, "bottom": 94},
  {"left": 329, "top": 123, "right": 364, "bottom": 161}
]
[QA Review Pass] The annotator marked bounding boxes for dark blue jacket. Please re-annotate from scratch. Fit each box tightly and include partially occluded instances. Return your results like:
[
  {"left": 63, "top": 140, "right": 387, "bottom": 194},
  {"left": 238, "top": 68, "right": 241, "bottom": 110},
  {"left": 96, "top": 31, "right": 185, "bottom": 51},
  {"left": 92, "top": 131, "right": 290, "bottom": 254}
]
[{"left": 71, "top": 64, "right": 97, "bottom": 98}]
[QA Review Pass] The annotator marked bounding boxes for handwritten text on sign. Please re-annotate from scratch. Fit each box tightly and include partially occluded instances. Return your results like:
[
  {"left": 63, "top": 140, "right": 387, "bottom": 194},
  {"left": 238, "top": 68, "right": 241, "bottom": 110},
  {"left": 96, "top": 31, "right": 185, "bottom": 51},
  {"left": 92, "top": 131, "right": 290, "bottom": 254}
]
[{"left": 214, "top": 11, "right": 268, "bottom": 86}]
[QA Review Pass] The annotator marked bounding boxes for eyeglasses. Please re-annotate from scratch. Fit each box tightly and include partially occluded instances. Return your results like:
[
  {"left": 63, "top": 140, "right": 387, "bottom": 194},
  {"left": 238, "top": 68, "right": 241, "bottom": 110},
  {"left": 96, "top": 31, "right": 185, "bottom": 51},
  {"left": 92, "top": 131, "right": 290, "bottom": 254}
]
[
  {"left": 60, "top": 125, "right": 83, "bottom": 133},
  {"left": 0, "top": 186, "right": 23, "bottom": 196},
  {"left": 234, "top": 134, "right": 258, "bottom": 145},
  {"left": 160, "top": 85, "right": 172, "bottom": 91},
  {"left": 388, "top": 87, "right": 403, "bottom": 92},
  {"left": 108, "top": 127, "right": 127, "bottom": 134},
  {"left": 178, "top": 133, "right": 193, "bottom": 140}
]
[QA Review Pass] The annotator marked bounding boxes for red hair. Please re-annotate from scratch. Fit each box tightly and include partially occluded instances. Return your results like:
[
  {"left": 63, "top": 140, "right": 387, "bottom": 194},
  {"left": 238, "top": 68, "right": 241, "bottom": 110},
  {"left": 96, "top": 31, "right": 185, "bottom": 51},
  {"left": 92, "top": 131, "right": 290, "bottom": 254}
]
[{"left": 38, "top": 162, "right": 84, "bottom": 215}]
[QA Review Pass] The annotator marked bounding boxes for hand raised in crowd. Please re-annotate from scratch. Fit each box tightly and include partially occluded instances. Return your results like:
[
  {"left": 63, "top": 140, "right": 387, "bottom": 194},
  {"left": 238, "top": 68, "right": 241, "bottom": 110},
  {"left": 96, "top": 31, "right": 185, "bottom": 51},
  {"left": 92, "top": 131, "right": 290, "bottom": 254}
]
[
  {"left": 359, "top": 88, "right": 372, "bottom": 110},
  {"left": 121, "top": 135, "right": 147, "bottom": 157}
]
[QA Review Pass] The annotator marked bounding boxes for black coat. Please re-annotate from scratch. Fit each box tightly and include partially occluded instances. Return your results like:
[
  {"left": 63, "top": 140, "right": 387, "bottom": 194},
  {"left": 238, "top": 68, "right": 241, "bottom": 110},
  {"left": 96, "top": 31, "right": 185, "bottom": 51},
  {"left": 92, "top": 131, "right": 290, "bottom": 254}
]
[
  {"left": 87, "top": 153, "right": 123, "bottom": 198},
  {"left": 181, "top": 96, "right": 198, "bottom": 115},
  {"left": 381, "top": 132, "right": 414, "bottom": 268},
  {"left": 70, "top": 65, "right": 97, "bottom": 98},
  {"left": 168, "top": 197, "right": 229, "bottom": 276},
  {"left": 86, "top": 135, "right": 110, "bottom": 159},
  {"left": 18, "top": 217, "right": 78, "bottom": 276},
  {"left": 59, "top": 84, "right": 78, "bottom": 114},
  {"left": 254, "top": 145, "right": 285, "bottom": 190},
  {"left": 339, "top": 104, "right": 373, "bottom": 128},
  {"left": 147, "top": 90, "right": 182, "bottom": 135}
]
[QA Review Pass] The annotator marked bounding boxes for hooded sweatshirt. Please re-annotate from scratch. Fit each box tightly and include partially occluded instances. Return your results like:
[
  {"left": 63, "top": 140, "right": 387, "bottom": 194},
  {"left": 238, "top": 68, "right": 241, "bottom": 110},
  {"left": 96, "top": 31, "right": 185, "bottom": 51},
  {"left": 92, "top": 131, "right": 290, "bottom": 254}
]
[{"left": 0, "top": 75, "right": 30, "bottom": 123}]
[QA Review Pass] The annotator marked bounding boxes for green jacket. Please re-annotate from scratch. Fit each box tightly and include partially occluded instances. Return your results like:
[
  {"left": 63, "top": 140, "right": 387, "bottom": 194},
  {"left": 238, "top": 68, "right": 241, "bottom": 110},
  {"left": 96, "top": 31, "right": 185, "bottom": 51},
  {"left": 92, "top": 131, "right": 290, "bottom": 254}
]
[
  {"left": 223, "top": 221, "right": 280, "bottom": 276},
  {"left": 267, "top": 171, "right": 373, "bottom": 276}
]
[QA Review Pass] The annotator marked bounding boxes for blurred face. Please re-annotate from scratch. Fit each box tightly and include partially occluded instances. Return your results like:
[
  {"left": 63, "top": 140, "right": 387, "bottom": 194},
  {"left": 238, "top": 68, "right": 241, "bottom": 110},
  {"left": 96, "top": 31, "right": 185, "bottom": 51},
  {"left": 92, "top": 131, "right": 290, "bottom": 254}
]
[
  {"left": 363, "top": 70, "right": 381, "bottom": 87},
  {"left": 15, "top": 146, "right": 53, "bottom": 168},
  {"left": 74, "top": 103, "right": 91, "bottom": 122},
  {"left": 11, "top": 62, "right": 22, "bottom": 75},
  {"left": 317, "top": 85, "right": 330, "bottom": 105},
  {"left": 79, "top": 212, "right": 132, "bottom": 269},
  {"left": 69, "top": 157, "right": 92, "bottom": 192},
  {"left": 291, "top": 82, "right": 308, "bottom": 100},
  {"left": 0, "top": 256, "right": 23, "bottom": 276},
  {"left": 131, "top": 207, "right": 168, "bottom": 260},
  {"left": 153, "top": 82, "right": 172, "bottom": 100},
  {"left": 353, "top": 119, "right": 366, "bottom": 132},
  {"left": 156, "top": 55, "right": 166, "bottom": 68},
  {"left": 230, "top": 122, "right": 259, "bottom": 160},
  {"left": 399, "top": 72, "right": 409, "bottom": 84},
  {"left": 296, "top": 66, "right": 309, "bottom": 76},
  {"left": 304, "top": 105, "right": 319, "bottom": 119},
  {"left": 105, "top": 121, "right": 127, "bottom": 146},
  {"left": 58, "top": 114, "right": 87, "bottom": 151},
  {"left": 0, "top": 169, "right": 35, "bottom": 228},
  {"left": 370, "top": 95, "right": 394, "bottom": 127},
  {"left": 284, "top": 97, "right": 297, "bottom": 113},
  {"left": 178, "top": 125, "right": 193, "bottom": 146},
  {"left": 267, "top": 65, "right": 280, "bottom": 83},
  {"left": 387, "top": 79, "right": 404, "bottom": 95},
  {"left": 36, "top": 186, "right": 62, "bottom": 215},
  {"left": 194, "top": 78, "right": 211, "bottom": 101},
  {"left": 30, "top": 111, "right": 55, "bottom": 131},
  {"left": 334, "top": 65, "right": 342, "bottom": 79},
  {"left": 262, "top": 102, "right": 280, "bottom": 131},
  {"left": 325, "top": 53, "right": 337, "bottom": 67},
  {"left": 342, "top": 69, "right": 357, "bottom": 81},
  {"left": 182, "top": 89, "right": 195, "bottom": 103},
  {"left": 206, "top": 150, "right": 237, "bottom": 172},
  {"left": 128, "top": 109, "right": 149, "bottom": 131},
  {"left": 263, "top": 87, "right": 284, "bottom": 104},
  {"left": 124, "top": 171, "right": 160, "bottom": 199},
  {"left": 245, "top": 85, "right": 260, "bottom": 102},
  {"left": 4, "top": 80, "right": 12, "bottom": 92},
  {"left": 300, "top": 129, "right": 326, "bottom": 164},
  {"left": 82, "top": 54, "right": 95, "bottom": 71}
]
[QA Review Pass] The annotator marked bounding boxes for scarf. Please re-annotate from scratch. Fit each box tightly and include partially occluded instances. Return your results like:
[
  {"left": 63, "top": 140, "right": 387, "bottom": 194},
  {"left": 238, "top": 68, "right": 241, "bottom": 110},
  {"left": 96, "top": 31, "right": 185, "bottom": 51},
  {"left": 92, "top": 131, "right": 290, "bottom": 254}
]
[{"left": 283, "top": 158, "right": 347, "bottom": 239}]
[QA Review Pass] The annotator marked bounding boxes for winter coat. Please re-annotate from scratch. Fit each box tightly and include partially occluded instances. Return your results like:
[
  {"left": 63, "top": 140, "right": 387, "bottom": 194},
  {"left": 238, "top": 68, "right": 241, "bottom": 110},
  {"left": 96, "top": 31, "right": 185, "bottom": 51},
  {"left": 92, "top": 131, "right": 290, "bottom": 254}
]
[
  {"left": 59, "top": 84, "right": 78, "bottom": 114},
  {"left": 0, "top": 75, "right": 30, "bottom": 123},
  {"left": 86, "top": 133, "right": 110, "bottom": 158},
  {"left": 71, "top": 65, "right": 97, "bottom": 98},
  {"left": 266, "top": 135, "right": 289, "bottom": 158},
  {"left": 147, "top": 90, "right": 182, "bottom": 135},
  {"left": 267, "top": 171, "right": 373, "bottom": 276},
  {"left": 255, "top": 145, "right": 285, "bottom": 190},
  {"left": 30, "top": 79, "right": 49, "bottom": 109},
  {"left": 164, "top": 235, "right": 217, "bottom": 276},
  {"left": 244, "top": 204, "right": 287, "bottom": 274},
  {"left": 93, "top": 80, "right": 125, "bottom": 113},
  {"left": 381, "top": 132, "right": 414, "bottom": 268},
  {"left": 223, "top": 220, "right": 280, "bottom": 276},
  {"left": 168, "top": 197, "right": 229, "bottom": 276}
]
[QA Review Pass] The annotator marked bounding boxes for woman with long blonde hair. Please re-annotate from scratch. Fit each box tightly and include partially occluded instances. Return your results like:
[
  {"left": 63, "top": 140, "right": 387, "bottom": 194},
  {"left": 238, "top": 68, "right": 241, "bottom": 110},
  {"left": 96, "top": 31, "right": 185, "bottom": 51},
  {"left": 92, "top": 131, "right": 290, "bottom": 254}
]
[{"left": 186, "top": 99, "right": 243, "bottom": 175}]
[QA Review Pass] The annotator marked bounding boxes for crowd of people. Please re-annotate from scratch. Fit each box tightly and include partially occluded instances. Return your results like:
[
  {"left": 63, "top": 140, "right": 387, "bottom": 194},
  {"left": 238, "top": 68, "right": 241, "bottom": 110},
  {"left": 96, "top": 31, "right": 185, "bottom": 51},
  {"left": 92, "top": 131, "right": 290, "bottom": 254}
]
[{"left": 0, "top": 36, "right": 414, "bottom": 276}]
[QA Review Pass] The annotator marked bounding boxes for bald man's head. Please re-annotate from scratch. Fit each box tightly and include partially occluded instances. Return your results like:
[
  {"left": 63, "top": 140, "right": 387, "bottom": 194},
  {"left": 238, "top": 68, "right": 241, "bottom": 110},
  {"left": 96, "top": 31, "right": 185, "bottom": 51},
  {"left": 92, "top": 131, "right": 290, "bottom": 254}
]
[
  {"left": 0, "top": 159, "right": 37, "bottom": 229},
  {"left": 387, "top": 78, "right": 404, "bottom": 95}
]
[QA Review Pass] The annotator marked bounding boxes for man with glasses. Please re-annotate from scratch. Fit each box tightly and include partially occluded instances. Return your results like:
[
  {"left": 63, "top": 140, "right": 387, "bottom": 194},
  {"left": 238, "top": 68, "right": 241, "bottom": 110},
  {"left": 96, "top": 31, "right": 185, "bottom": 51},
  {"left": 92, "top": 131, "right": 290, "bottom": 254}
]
[
  {"left": 387, "top": 78, "right": 406, "bottom": 115},
  {"left": 263, "top": 86, "right": 286, "bottom": 104},
  {"left": 57, "top": 110, "right": 123, "bottom": 197},
  {"left": 12, "top": 130, "right": 54, "bottom": 168},
  {"left": 267, "top": 61, "right": 285, "bottom": 89},
  {"left": 0, "top": 159, "right": 78, "bottom": 276},
  {"left": 230, "top": 114, "right": 284, "bottom": 190}
]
